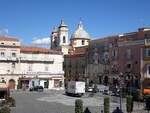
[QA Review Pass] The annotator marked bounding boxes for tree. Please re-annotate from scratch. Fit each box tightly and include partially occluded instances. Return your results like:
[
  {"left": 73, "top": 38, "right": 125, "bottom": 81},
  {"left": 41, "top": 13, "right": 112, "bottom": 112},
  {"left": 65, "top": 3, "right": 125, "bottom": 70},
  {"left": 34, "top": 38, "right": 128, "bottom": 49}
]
[
  {"left": 0, "top": 107, "right": 11, "bottom": 113},
  {"left": 75, "top": 99, "right": 83, "bottom": 113},
  {"left": 126, "top": 95, "right": 134, "bottom": 113},
  {"left": 93, "top": 84, "right": 99, "bottom": 93},
  {"left": 104, "top": 96, "right": 110, "bottom": 113}
]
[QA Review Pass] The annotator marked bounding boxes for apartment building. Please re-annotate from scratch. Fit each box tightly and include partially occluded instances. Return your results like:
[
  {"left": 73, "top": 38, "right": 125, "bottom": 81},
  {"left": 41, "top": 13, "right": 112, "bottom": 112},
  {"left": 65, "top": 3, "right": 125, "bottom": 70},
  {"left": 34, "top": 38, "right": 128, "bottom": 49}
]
[{"left": 0, "top": 36, "right": 64, "bottom": 90}]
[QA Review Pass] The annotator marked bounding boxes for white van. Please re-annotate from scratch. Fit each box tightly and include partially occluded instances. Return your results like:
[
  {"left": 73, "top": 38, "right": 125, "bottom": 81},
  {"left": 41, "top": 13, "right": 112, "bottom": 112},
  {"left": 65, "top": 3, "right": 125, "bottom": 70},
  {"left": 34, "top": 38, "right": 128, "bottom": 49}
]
[{"left": 66, "top": 81, "right": 85, "bottom": 97}]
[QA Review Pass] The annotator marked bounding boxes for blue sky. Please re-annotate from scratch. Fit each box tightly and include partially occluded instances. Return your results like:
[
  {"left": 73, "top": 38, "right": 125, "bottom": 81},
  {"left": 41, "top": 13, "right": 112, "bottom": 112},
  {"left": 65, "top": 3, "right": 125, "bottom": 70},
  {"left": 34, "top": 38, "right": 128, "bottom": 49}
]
[{"left": 0, "top": 0, "right": 150, "bottom": 47}]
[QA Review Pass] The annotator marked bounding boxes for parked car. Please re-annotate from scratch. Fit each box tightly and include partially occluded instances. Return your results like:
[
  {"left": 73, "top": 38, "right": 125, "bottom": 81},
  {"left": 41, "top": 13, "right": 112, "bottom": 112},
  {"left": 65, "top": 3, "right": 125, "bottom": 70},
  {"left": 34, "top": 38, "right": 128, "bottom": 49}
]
[
  {"left": 29, "top": 86, "right": 44, "bottom": 92},
  {"left": 103, "top": 89, "right": 110, "bottom": 95},
  {"left": 88, "top": 87, "right": 93, "bottom": 92}
]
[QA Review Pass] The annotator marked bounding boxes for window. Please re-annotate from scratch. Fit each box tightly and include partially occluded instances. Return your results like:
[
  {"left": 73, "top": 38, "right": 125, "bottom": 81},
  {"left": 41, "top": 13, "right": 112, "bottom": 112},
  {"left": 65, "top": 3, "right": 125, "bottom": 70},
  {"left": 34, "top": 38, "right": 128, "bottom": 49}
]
[
  {"left": 145, "top": 34, "right": 148, "bottom": 38},
  {"left": 112, "top": 50, "right": 117, "bottom": 57},
  {"left": 12, "top": 63, "right": 15, "bottom": 69},
  {"left": 0, "top": 52, "right": 5, "bottom": 57},
  {"left": 147, "top": 48, "right": 150, "bottom": 57},
  {"left": 112, "top": 39, "right": 117, "bottom": 45},
  {"left": 125, "top": 63, "right": 132, "bottom": 72},
  {"left": 104, "top": 40, "right": 109, "bottom": 47},
  {"left": 148, "top": 65, "right": 150, "bottom": 75},
  {"left": 28, "top": 64, "right": 32, "bottom": 71},
  {"left": 127, "top": 63, "right": 131, "bottom": 69},
  {"left": 82, "top": 40, "right": 85, "bottom": 45},
  {"left": 45, "top": 66, "right": 48, "bottom": 71},
  {"left": 112, "top": 63, "right": 119, "bottom": 72},
  {"left": 12, "top": 53, "right": 16, "bottom": 57},
  {"left": 1, "top": 42, "right": 4, "bottom": 45},
  {"left": 147, "top": 65, "right": 150, "bottom": 78},
  {"left": 13, "top": 43, "right": 16, "bottom": 45},
  {"left": 63, "top": 36, "right": 66, "bottom": 43},
  {"left": 126, "top": 48, "right": 132, "bottom": 58}
]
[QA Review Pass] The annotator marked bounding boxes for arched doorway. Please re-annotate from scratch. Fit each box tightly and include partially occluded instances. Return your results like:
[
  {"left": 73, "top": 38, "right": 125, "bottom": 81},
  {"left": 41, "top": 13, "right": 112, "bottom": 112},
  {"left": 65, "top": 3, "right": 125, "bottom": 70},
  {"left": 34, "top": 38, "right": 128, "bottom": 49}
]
[{"left": 8, "top": 79, "right": 15, "bottom": 89}]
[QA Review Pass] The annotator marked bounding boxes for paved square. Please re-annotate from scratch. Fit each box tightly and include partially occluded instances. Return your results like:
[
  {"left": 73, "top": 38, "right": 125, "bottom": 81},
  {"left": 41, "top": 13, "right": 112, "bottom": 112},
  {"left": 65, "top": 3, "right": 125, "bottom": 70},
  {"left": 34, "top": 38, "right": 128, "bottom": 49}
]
[{"left": 11, "top": 90, "right": 147, "bottom": 113}]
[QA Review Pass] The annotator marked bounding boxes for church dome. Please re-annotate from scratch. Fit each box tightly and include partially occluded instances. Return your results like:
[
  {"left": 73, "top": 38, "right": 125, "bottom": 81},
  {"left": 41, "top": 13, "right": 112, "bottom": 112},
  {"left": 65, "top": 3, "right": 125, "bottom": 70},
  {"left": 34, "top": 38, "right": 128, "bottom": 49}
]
[{"left": 71, "top": 21, "right": 90, "bottom": 40}]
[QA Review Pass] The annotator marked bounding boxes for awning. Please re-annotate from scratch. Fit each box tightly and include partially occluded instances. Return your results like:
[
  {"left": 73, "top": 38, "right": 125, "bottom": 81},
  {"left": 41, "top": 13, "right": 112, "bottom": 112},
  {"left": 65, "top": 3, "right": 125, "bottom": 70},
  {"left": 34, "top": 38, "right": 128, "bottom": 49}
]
[
  {"left": 52, "top": 78, "right": 62, "bottom": 80},
  {"left": 19, "top": 77, "right": 32, "bottom": 80}
]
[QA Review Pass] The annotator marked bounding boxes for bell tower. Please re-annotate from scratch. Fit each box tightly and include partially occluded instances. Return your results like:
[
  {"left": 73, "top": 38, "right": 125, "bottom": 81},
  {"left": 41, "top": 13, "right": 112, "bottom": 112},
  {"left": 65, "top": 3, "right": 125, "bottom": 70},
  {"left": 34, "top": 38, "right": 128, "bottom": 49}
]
[
  {"left": 51, "top": 27, "right": 58, "bottom": 49},
  {"left": 58, "top": 19, "right": 69, "bottom": 46},
  {"left": 50, "top": 19, "right": 70, "bottom": 54}
]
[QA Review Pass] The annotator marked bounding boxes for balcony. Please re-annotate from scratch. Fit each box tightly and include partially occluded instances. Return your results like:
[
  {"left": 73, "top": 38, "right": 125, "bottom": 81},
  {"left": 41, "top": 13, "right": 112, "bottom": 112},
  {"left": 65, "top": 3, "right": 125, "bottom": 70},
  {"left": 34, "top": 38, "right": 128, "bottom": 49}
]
[
  {"left": 15, "top": 71, "right": 64, "bottom": 75},
  {"left": 124, "top": 54, "right": 133, "bottom": 59},
  {"left": 103, "top": 70, "right": 109, "bottom": 74},
  {"left": 145, "top": 39, "right": 150, "bottom": 46},
  {"left": 0, "top": 57, "right": 18, "bottom": 61},
  {"left": 125, "top": 68, "right": 132, "bottom": 73},
  {"left": 20, "top": 57, "right": 54, "bottom": 62},
  {"left": 102, "top": 58, "right": 109, "bottom": 64},
  {"left": 111, "top": 56, "right": 119, "bottom": 60}
]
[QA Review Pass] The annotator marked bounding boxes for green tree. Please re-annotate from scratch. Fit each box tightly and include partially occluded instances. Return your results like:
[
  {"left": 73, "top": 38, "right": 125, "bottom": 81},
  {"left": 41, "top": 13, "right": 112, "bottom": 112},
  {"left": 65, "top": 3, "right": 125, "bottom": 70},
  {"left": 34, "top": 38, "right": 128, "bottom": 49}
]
[
  {"left": 126, "top": 95, "right": 134, "bottom": 113},
  {"left": 93, "top": 84, "right": 99, "bottom": 93},
  {"left": 75, "top": 99, "right": 83, "bottom": 113},
  {"left": 17, "top": 80, "right": 21, "bottom": 89},
  {"left": 85, "top": 84, "right": 89, "bottom": 92},
  {"left": 0, "top": 107, "right": 11, "bottom": 113},
  {"left": 104, "top": 96, "right": 110, "bottom": 113}
]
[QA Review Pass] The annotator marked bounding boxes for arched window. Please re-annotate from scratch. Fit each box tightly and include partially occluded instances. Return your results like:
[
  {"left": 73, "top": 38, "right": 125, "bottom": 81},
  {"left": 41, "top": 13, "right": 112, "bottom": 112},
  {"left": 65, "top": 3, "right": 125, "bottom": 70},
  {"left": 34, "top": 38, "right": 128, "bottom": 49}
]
[
  {"left": 63, "top": 36, "right": 66, "bottom": 43},
  {"left": 82, "top": 40, "right": 85, "bottom": 45}
]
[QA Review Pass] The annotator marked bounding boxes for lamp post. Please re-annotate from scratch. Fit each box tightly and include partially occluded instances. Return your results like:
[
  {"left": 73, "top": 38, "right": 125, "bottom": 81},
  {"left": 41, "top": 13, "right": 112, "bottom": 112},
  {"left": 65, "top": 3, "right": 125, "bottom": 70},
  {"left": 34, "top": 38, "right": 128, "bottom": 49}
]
[{"left": 119, "top": 72, "right": 123, "bottom": 110}]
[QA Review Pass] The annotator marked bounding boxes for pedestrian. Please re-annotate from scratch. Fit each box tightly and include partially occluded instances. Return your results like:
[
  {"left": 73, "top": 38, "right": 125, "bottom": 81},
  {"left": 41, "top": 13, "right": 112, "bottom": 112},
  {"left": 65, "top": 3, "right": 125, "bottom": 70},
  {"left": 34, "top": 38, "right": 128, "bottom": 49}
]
[{"left": 112, "top": 107, "right": 123, "bottom": 113}]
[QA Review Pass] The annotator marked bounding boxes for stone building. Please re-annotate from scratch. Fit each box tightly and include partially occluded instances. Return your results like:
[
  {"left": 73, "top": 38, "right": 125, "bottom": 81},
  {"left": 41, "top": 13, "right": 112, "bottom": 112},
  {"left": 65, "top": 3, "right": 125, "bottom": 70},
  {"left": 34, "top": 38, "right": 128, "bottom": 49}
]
[
  {"left": 64, "top": 46, "right": 88, "bottom": 82},
  {"left": 50, "top": 20, "right": 150, "bottom": 89},
  {"left": 0, "top": 36, "right": 64, "bottom": 90}
]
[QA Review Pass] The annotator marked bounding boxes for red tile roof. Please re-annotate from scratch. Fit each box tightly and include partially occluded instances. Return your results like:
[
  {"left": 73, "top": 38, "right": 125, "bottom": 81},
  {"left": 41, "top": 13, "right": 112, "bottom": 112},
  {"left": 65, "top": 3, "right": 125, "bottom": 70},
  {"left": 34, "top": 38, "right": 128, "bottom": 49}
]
[
  {"left": 92, "top": 35, "right": 119, "bottom": 42},
  {"left": 0, "top": 36, "right": 19, "bottom": 41},
  {"left": 20, "top": 46, "right": 62, "bottom": 54}
]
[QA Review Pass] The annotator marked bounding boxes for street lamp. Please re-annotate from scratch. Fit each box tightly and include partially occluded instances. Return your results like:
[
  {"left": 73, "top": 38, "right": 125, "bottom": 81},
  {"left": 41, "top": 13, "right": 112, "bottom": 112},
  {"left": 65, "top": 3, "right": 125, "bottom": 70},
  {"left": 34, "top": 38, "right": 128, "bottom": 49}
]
[{"left": 119, "top": 72, "right": 123, "bottom": 110}]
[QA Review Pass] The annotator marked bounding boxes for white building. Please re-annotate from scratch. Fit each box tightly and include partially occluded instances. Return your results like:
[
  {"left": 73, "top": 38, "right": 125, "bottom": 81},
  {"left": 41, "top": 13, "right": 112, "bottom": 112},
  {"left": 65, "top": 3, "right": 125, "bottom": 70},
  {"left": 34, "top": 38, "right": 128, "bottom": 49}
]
[{"left": 0, "top": 36, "right": 64, "bottom": 90}]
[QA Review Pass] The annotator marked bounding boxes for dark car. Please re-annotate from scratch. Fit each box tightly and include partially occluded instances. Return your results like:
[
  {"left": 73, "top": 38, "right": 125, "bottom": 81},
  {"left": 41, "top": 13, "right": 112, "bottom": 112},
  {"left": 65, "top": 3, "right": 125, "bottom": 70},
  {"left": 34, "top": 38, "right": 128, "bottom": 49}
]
[{"left": 29, "top": 86, "right": 44, "bottom": 92}]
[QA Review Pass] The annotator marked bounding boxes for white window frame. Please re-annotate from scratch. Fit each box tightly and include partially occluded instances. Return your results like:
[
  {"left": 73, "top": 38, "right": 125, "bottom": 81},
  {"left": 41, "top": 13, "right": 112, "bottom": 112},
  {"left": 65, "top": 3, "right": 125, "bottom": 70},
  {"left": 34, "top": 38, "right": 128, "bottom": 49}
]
[
  {"left": 28, "top": 64, "right": 32, "bottom": 71},
  {"left": 146, "top": 48, "right": 150, "bottom": 57},
  {"left": 12, "top": 52, "right": 16, "bottom": 57},
  {"left": 112, "top": 50, "right": 117, "bottom": 57},
  {"left": 12, "top": 63, "right": 16, "bottom": 69},
  {"left": 147, "top": 64, "right": 150, "bottom": 78},
  {"left": 45, "top": 65, "right": 49, "bottom": 71},
  {"left": 127, "top": 48, "right": 132, "bottom": 58},
  {"left": 0, "top": 52, "right": 5, "bottom": 57}
]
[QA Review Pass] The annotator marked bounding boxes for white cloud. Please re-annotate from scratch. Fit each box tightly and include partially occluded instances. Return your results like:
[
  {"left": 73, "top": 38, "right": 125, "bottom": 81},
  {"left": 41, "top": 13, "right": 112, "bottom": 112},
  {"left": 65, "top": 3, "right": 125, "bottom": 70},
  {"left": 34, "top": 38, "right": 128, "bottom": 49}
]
[
  {"left": 31, "top": 37, "right": 50, "bottom": 45},
  {"left": 0, "top": 29, "right": 9, "bottom": 34}
]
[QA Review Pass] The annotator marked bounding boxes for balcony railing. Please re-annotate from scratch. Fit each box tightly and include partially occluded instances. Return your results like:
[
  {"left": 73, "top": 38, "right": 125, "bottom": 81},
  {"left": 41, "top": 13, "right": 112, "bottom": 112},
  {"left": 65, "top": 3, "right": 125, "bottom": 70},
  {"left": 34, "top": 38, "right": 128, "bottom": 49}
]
[
  {"left": 111, "top": 56, "right": 119, "bottom": 60},
  {"left": 124, "top": 54, "right": 133, "bottom": 59},
  {"left": 0, "top": 71, "right": 64, "bottom": 75},
  {"left": 20, "top": 57, "right": 54, "bottom": 62},
  {"left": 0, "top": 57, "right": 18, "bottom": 61}
]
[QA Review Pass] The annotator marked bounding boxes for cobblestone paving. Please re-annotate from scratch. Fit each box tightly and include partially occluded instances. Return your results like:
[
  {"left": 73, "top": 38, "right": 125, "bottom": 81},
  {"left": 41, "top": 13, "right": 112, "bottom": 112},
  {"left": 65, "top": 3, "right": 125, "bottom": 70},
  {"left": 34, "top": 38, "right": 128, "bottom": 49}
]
[{"left": 11, "top": 90, "right": 148, "bottom": 113}]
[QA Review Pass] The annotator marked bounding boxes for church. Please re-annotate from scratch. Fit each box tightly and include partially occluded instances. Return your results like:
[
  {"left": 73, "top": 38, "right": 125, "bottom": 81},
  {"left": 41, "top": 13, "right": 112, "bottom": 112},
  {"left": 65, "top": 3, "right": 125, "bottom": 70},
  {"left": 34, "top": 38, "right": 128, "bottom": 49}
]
[{"left": 50, "top": 20, "right": 91, "bottom": 54}]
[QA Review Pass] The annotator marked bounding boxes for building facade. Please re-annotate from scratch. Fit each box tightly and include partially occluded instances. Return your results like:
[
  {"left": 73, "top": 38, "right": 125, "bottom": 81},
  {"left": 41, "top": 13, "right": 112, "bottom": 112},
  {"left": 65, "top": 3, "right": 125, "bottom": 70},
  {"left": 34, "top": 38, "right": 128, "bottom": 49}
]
[
  {"left": 0, "top": 36, "right": 64, "bottom": 90},
  {"left": 50, "top": 20, "right": 150, "bottom": 90}
]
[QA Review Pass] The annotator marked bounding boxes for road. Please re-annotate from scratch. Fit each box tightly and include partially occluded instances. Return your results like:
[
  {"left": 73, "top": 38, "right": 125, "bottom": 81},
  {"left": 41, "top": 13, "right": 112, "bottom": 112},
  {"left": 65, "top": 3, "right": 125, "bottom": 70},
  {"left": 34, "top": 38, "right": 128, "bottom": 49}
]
[{"left": 10, "top": 90, "right": 147, "bottom": 113}]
